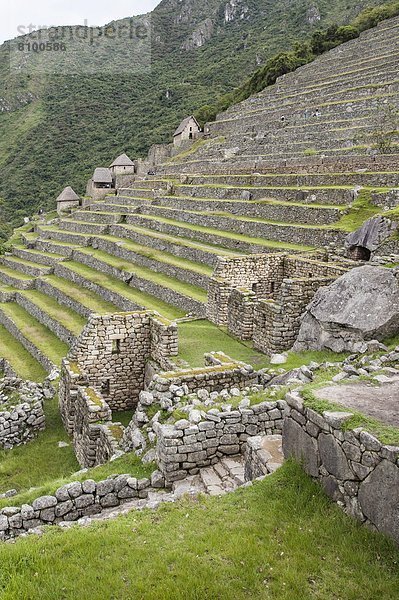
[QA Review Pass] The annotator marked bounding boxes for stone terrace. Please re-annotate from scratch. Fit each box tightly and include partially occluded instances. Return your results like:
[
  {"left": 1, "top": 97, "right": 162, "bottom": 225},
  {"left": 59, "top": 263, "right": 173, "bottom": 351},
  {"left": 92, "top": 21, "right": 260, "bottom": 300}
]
[{"left": 0, "top": 17, "right": 399, "bottom": 380}]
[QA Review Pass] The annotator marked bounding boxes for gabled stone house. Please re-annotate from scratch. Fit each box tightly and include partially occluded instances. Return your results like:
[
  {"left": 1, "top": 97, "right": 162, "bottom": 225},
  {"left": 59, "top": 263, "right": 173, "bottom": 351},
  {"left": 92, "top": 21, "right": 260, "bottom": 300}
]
[{"left": 173, "top": 115, "right": 201, "bottom": 147}]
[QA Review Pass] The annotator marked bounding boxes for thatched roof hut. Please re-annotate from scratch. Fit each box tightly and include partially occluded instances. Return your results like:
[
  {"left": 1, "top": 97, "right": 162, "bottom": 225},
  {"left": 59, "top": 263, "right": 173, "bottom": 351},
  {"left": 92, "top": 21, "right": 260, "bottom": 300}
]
[
  {"left": 56, "top": 186, "right": 80, "bottom": 203},
  {"left": 93, "top": 168, "right": 113, "bottom": 184},
  {"left": 110, "top": 153, "right": 135, "bottom": 168}
]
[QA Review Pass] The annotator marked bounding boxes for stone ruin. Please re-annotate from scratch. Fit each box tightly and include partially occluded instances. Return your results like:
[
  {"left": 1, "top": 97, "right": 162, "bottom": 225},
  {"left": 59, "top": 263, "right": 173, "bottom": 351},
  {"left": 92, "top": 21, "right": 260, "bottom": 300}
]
[
  {"left": 0, "top": 369, "right": 52, "bottom": 449},
  {"left": 207, "top": 251, "right": 354, "bottom": 353}
]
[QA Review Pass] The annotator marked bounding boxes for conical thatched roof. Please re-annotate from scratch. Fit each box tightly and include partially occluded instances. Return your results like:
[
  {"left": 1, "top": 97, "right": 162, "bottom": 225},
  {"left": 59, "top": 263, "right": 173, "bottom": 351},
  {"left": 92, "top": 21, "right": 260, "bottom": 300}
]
[
  {"left": 56, "top": 186, "right": 80, "bottom": 202},
  {"left": 110, "top": 153, "right": 134, "bottom": 167},
  {"left": 93, "top": 168, "right": 112, "bottom": 183}
]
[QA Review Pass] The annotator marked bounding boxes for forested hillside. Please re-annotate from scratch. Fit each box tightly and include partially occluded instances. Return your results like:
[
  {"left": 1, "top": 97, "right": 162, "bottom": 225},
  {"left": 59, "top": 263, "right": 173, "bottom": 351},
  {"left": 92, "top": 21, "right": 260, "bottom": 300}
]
[{"left": 0, "top": 0, "right": 385, "bottom": 239}]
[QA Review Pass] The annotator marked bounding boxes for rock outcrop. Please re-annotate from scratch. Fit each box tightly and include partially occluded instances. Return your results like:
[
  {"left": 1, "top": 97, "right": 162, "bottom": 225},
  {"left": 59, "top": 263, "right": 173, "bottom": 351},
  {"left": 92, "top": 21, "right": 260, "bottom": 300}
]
[
  {"left": 293, "top": 266, "right": 399, "bottom": 352},
  {"left": 346, "top": 215, "right": 397, "bottom": 259}
]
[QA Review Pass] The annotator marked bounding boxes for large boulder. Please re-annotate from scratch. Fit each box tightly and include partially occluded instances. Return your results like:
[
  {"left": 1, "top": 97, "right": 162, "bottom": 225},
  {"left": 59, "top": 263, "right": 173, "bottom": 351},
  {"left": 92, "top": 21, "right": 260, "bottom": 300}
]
[
  {"left": 346, "top": 216, "right": 397, "bottom": 260},
  {"left": 294, "top": 266, "right": 399, "bottom": 352}
]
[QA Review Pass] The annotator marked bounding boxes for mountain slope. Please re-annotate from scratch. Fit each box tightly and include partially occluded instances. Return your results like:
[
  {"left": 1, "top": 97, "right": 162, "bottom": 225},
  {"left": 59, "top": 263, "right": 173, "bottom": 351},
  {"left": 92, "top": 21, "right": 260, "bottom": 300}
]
[{"left": 0, "top": 0, "right": 384, "bottom": 240}]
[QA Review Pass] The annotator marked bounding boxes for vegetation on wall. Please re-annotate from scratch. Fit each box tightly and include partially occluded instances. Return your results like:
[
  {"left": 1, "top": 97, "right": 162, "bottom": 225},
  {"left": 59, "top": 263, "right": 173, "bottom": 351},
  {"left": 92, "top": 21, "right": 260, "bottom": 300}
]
[
  {"left": 0, "top": 0, "right": 395, "bottom": 241},
  {"left": 195, "top": 1, "right": 399, "bottom": 125}
]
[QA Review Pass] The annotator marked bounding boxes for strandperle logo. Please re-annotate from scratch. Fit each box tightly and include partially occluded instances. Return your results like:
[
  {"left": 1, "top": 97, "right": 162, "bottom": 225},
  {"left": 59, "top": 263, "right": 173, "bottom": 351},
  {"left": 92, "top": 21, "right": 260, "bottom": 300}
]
[{"left": 8, "top": 16, "right": 152, "bottom": 75}]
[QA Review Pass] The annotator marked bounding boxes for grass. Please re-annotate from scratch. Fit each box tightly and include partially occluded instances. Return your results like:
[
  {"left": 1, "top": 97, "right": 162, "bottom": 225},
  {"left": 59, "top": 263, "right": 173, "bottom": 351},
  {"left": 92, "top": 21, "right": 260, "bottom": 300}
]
[
  {"left": 178, "top": 320, "right": 271, "bottom": 369},
  {"left": 0, "top": 399, "right": 78, "bottom": 499},
  {"left": 42, "top": 275, "right": 118, "bottom": 314},
  {"left": 117, "top": 223, "right": 241, "bottom": 256},
  {"left": 302, "top": 387, "right": 399, "bottom": 446},
  {"left": 0, "top": 265, "right": 33, "bottom": 281},
  {"left": 0, "top": 302, "right": 69, "bottom": 365},
  {"left": 0, "top": 399, "right": 153, "bottom": 510},
  {"left": 129, "top": 213, "right": 315, "bottom": 252},
  {"left": 101, "top": 235, "right": 213, "bottom": 276},
  {"left": 0, "top": 462, "right": 398, "bottom": 598},
  {"left": 20, "top": 290, "right": 87, "bottom": 336},
  {"left": 0, "top": 324, "right": 46, "bottom": 381},
  {"left": 61, "top": 261, "right": 185, "bottom": 320},
  {"left": 77, "top": 248, "right": 208, "bottom": 303},
  {"left": 178, "top": 321, "right": 349, "bottom": 371}
]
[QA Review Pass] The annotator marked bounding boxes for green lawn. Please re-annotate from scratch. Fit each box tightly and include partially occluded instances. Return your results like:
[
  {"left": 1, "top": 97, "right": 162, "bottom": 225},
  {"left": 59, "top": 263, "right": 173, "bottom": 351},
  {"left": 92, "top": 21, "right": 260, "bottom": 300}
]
[
  {"left": 0, "top": 324, "right": 46, "bottom": 381},
  {"left": 62, "top": 261, "right": 186, "bottom": 320},
  {"left": 21, "top": 290, "right": 86, "bottom": 336},
  {"left": 0, "top": 462, "right": 398, "bottom": 599},
  {"left": 178, "top": 320, "right": 271, "bottom": 368},
  {"left": 178, "top": 320, "right": 349, "bottom": 370},
  {"left": 0, "top": 303, "right": 68, "bottom": 365}
]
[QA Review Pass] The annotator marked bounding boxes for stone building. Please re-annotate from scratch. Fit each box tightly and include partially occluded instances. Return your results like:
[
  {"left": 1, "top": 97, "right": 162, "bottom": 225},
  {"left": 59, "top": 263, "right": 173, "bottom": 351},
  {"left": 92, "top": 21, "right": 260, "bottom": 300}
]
[
  {"left": 173, "top": 116, "right": 201, "bottom": 147},
  {"left": 86, "top": 167, "right": 114, "bottom": 201},
  {"left": 207, "top": 252, "right": 352, "bottom": 355},
  {"left": 109, "top": 153, "right": 136, "bottom": 177},
  {"left": 56, "top": 186, "right": 80, "bottom": 215}
]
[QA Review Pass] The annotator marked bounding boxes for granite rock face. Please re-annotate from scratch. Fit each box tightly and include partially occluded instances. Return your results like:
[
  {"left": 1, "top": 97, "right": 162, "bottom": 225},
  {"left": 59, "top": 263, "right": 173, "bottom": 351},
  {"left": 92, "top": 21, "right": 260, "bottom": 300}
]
[
  {"left": 294, "top": 266, "right": 399, "bottom": 352},
  {"left": 346, "top": 216, "right": 397, "bottom": 254}
]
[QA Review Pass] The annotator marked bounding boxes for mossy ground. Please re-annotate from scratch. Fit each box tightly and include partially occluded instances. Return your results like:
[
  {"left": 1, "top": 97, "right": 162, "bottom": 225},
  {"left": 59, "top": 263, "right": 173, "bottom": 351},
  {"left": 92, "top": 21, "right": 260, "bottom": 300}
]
[{"left": 0, "top": 462, "right": 398, "bottom": 599}]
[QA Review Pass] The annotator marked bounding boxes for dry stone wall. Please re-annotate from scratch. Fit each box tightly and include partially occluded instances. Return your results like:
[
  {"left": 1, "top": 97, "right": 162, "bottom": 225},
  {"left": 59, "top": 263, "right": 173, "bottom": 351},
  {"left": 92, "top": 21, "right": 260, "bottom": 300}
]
[
  {"left": 0, "top": 378, "right": 47, "bottom": 449},
  {"left": 208, "top": 252, "right": 351, "bottom": 354},
  {"left": 156, "top": 400, "right": 288, "bottom": 485},
  {"left": 0, "top": 472, "right": 154, "bottom": 541},
  {"left": 283, "top": 391, "right": 399, "bottom": 544}
]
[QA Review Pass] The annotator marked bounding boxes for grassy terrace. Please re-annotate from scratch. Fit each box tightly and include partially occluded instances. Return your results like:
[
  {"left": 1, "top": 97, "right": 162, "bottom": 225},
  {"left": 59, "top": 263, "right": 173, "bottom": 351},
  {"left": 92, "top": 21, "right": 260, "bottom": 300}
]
[
  {"left": 0, "top": 462, "right": 398, "bottom": 598},
  {"left": 164, "top": 194, "right": 346, "bottom": 211},
  {"left": 20, "top": 290, "right": 86, "bottom": 336},
  {"left": 76, "top": 248, "right": 208, "bottom": 303},
  {"left": 42, "top": 275, "right": 118, "bottom": 314},
  {"left": 0, "top": 265, "right": 33, "bottom": 281},
  {"left": 0, "top": 303, "right": 68, "bottom": 366},
  {"left": 60, "top": 262, "right": 186, "bottom": 320},
  {"left": 126, "top": 214, "right": 315, "bottom": 252},
  {"left": 114, "top": 223, "right": 241, "bottom": 257},
  {"left": 177, "top": 320, "right": 348, "bottom": 370},
  {"left": 151, "top": 205, "right": 340, "bottom": 231},
  {"left": 1, "top": 256, "right": 49, "bottom": 270},
  {"left": 0, "top": 324, "right": 46, "bottom": 381},
  {"left": 68, "top": 230, "right": 214, "bottom": 277}
]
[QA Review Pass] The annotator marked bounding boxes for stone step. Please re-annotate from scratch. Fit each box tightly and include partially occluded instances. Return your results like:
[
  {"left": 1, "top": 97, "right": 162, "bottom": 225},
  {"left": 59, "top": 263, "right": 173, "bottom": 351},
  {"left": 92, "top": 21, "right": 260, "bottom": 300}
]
[
  {"left": 89, "top": 201, "right": 145, "bottom": 213},
  {"left": 0, "top": 301, "right": 68, "bottom": 372},
  {"left": 70, "top": 247, "right": 208, "bottom": 316},
  {"left": 178, "top": 172, "right": 399, "bottom": 188},
  {"left": 15, "top": 289, "right": 85, "bottom": 346},
  {"left": 58, "top": 219, "right": 109, "bottom": 235},
  {"left": 1, "top": 255, "right": 52, "bottom": 278},
  {"left": 224, "top": 62, "right": 399, "bottom": 117},
  {"left": 109, "top": 223, "right": 239, "bottom": 267},
  {"left": 37, "top": 275, "right": 119, "bottom": 318},
  {"left": 36, "top": 226, "right": 92, "bottom": 247},
  {"left": 0, "top": 266, "right": 35, "bottom": 290},
  {"left": 72, "top": 210, "right": 124, "bottom": 225},
  {"left": 154, "top": 195, "right": 345, "bottom": 225},
  {"left": 53, "top": 261, "right": 186, "bottom": 321},
  {"left": 120, "top": 214, "right": 315, "bottom": 254},
  {"left": 128, "top": 205, "right": 345, "bottom": 249},
  {"left": 12, "top": 246, "right": 65, "bottom": 267}
]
